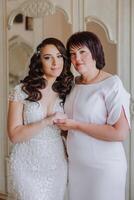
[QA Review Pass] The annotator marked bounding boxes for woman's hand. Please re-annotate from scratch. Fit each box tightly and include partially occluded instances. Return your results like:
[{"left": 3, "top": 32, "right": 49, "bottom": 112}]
[
  {"left": 54, "top": 118, "right": 77, "bottom": 131},
  {"left": 46, "top": 112, "right": 68, "bottom": 126},
  {"left": 8, "top": 101, "right": 67, "bottom": 143}
]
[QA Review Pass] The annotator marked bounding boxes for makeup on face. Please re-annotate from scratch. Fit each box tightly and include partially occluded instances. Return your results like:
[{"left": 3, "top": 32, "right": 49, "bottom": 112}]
[{"left": 40, "top": 44, "right": 64, "bottom": 79}]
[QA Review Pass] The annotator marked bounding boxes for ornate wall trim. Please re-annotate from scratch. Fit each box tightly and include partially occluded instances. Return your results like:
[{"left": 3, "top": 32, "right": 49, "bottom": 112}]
[
  {"left": 78, "top": 0, "right": 84, "bottom": 31},
  {"left": 85, "top": 16, "right": 116, "bottom": 44},
  {"left": 8, "top": 9, "right": 22, "bottom": 30},
  {"left": 55, "top": 6, "right": 71, "bottom": 24},
  {"left": 0, "top": 0, "right": 8, "bottom": 194},
  {"left": 9, "top": 36, "right": 33, "bottom": 89},
  {"left": 8, "top": 0, "right": 71, "bottom": 30},
  {"left": 8, "top": 0, "right": 55, "bottom": 29},
  {"left": 130, "top": 97, "right": 134, "bottom": 118},
  {"left": 9, "top": 35, "right": 33, "bottom": 53}
]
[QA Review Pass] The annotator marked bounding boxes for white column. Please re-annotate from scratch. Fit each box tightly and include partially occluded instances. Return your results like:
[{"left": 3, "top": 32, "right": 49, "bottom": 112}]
[
  {"left": 71, "top": 0, "right": 79, "bottom": 32},
  {"left": 34, "top": 17, "right": 44, "bottom": 48},
  {"left": 0, "top": 0, "right": 8, "bottom": 195},
  {"left": 130, "top": 0, "right": 134, "bottom": 199},
  {"left": 78, "top": 0, "right": 84, "bottom": 31},
  {"left": 117, "top": 1, "right": 131, "bottom": 200}
]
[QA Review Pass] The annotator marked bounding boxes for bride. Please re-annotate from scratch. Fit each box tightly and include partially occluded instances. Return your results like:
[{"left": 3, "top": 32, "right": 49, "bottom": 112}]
[{"left": 7, "top": 37, "right": 73, "bottom": 200}]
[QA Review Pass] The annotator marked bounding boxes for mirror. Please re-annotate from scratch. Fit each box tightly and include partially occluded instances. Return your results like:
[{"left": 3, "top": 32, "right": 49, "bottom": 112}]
[
  {"left": 8, "top": 0, "right": 72, "bottom": 90},
  {"left": 7, "top": 0, "right": 72, "bottom": 196},
  {"left": 9, "top": 35, "right": 33, "bottom": 90}
]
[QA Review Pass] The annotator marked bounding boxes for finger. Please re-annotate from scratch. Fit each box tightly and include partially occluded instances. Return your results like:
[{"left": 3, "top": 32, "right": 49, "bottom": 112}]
[
  {"left": 53, "top": 119, "right": 60, "bottom": 123},
  {"left": 59, "top": 119, "right": 66, "bottom": 123},
  {"left": 55, "top": 119, "right": 66, "bottom": 123}
]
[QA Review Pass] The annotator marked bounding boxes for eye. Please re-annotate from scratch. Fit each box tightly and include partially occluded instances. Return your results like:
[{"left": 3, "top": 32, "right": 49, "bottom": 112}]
[
  {"left": 43, "top": 56, "right": 51, "bottom": 60},
  {"left": 79, "top": 50, "right": 86, "bottom": 54},
  {"left": 57, "top": 54, "right": 63, "bottom": 58},
  {"left": 70, "top": 53, "right": 75, "bottom": 58}
]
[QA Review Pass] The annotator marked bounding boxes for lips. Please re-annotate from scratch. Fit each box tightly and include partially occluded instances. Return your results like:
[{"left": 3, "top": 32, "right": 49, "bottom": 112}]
[
  {"left": 75, "top": 63, "right": 84, "bottom": 69},
  {"left": 51, "top": 67, "right": 61, "bottom": 70},
  {"left": 76, "top": 63, "right": 84, "bottom": 66}
]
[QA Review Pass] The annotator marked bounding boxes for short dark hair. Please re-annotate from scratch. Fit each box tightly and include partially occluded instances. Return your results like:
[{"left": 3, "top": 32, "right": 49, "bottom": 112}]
[{"left": 66, "top": 31, "right": 105, "bottom": 69}]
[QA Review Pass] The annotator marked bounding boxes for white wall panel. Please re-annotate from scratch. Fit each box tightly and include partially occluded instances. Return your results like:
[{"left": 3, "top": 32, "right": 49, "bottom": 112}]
[
  {"left": 0, "top": 0, "right": 8, "bottom": 194},
  {"left": 84, "top": 0, "right": 117, "bottom": 42}
]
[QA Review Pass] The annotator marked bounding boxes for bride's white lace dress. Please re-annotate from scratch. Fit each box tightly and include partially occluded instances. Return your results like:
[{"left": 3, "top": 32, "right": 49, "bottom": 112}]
[{"left": 8, "top": 84, "right": 67, "bottom": 200}]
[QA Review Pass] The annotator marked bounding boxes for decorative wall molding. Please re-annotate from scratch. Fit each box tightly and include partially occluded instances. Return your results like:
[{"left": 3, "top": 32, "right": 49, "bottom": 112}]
[
  {"left": 8, "top": 0, "right": 55, "bottom": 29},
  {"left": 130, "top": 97, "right": 134, "bottom": 118},
  {"left": 85, "top": 16, "right": 116, "bottom": 44},
  {"left": 9, "top": 35, "right": 33, "bottom": 89},
  {"left": 130, "top": 0, "right": 134, "bottom": 198},
  {"left": 8, "top": 0, "right": 71, "bottom": 29},
  {"left": 70, "top": 0, "right": 79, "bottom": 32},
  {"left": 0, "top": 0, "right": 8, "bottom": 194},
  {"left": 55, "top": 6, "right": 71, "bottom": 24},
  {"left": 9, "top": 35, "right": 33, "bottom": 54},
  {"left": 78, "top": 0, "right": 84, "bottom": 31}
]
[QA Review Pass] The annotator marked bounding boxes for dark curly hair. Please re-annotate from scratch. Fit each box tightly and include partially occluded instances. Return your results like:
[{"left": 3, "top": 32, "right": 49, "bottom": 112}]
[
  {"left": 21, "top": 38, "right": 74, "bottom": 103},
  {"left": 66, "top": 31, "right": 105, "bottom": 69}
]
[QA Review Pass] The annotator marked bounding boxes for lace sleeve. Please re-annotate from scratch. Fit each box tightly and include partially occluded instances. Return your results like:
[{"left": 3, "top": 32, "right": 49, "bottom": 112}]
[{"left": 9, "top": 84, "right": 27, "bottom": 103}]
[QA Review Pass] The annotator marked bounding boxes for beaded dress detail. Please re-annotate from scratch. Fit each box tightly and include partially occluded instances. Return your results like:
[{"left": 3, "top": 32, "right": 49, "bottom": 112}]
[{"left": 8, "top": 84, "right": 67, "bottom": 200}]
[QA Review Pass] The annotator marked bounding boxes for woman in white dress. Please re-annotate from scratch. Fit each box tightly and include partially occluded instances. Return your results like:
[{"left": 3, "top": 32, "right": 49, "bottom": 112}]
[
  {"left": 56, "top": 31, "right": 130, "bottom": 200},
  {"left": 7, "top": 38, "right": 73, "bottom": 200}
]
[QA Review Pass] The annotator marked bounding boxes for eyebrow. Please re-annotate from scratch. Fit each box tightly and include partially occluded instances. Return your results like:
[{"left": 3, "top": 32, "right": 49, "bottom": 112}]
[
  {"left": 42, "top": 54, "right": 51, "bottom": 56},
  {"left": 70, "top": 47, "right": 83, "bottom": 52},
  {"left": 42, "top": 53, "right": 61, "bottom": 56}
]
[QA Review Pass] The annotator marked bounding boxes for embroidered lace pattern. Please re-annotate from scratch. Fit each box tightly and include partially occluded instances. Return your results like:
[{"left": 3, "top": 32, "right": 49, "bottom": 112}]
[{"left": 8, "top": 84, "right": 67, "bottom": 200}]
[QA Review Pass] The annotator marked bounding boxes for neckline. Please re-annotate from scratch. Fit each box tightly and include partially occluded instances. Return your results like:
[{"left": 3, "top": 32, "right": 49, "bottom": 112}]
[
  {"left": 75, "top": 75, "right": 117, "bottom": 86},
  {"left": 38, "top": 96, "right": 60, "bottom": 116},
  {"left": 77, "top": 70, "right": 101, "bottom": 85}
]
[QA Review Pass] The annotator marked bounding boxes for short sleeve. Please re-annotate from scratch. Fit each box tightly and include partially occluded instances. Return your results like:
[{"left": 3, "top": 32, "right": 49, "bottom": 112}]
[
  {"left": 105, "top": 77, "right": 130, "bottom": 127},
  {"left": 9, "top": 84, "right": 27, "bottom": 103}
]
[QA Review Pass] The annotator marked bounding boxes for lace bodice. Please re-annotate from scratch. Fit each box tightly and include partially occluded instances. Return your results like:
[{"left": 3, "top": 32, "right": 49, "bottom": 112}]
[
  {"left": 8, "top": 84, "right": 67, "bottom": 200},
  {"left": 9, "top": 84, "right": 64, "bottom": 141}
]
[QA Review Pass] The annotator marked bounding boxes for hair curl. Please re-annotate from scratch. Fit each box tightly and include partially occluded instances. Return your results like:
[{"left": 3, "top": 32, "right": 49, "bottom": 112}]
[
  {"left": 21, "top": 38, "right": 74, "bottom": 103},
  {"left": 66, "top": 31, "right": 105, "bottom": 69}
]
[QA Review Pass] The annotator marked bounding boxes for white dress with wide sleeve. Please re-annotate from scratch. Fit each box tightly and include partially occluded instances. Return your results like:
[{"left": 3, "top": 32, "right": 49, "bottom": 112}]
[
  {"left": 8, "top": 84, "right": 67, "bottom": 200},
  {"left": 64, "top": 75, "right": 130, "bottom": 200}
]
